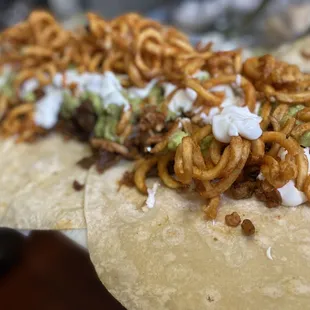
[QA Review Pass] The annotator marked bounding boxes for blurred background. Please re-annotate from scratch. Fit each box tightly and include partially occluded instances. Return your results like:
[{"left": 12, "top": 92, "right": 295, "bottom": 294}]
[{"left": 1, "top": 0, "right": 310, "bottom": 52}]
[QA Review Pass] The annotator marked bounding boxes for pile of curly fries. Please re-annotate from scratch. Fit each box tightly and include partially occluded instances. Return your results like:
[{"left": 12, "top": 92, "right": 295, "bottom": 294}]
[{"left": 1, "top": 10, "right": 310, "bottom": 219}]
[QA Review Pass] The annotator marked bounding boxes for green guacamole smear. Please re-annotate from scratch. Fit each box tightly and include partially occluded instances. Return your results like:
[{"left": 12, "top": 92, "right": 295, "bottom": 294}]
[
  {"left": 281, "top": 104, "right": 304, "bottom": 126},
  {"left": 299, "top": 131, "right": 310, "bottom": 147},
  {"left": 60, "top": 91, "right": 81, "bottom": 119},
  {"left": 168, "top": 131, "right": 188, "bottom": 150},
  {"left": 94, "top": 104, "right": 122, "bottom": 142}
]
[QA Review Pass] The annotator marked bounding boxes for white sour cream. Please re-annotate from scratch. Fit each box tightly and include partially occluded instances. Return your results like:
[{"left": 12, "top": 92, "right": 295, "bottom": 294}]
[
  {"left": 192, "top": 70, "right": 210, "bottom": 80},
  {"left": 53, "top": 71, "right": 130, "bottom": 110},
  {"left": 210, "top": 85, "right": 239, "bottom": 107},
  {"left": 164, "top": 83, "right": 197, "bottom": 115},
  {"left": 275, "top": 147, "right": 310, "bottom": 207},
  {"left": 128, "top": 79, "right": 158, "bottom": 99},
  {"left": 212, "top": 106, "right": 262, "bottom": 143},
  {"left": 20, "top": 78, "right": 39, "bottom": 98},
  {"left": 278, "top": 181, "right": 307, "bottom": 207},
  {"left": 34, "top": 89, "right": 63, "bottom": 129},
  {"left": 200, "top": 107, "right": 220, "bottom": 124},
  {"left": 146, "top": 182, "right": 159, "bottom": 209}
]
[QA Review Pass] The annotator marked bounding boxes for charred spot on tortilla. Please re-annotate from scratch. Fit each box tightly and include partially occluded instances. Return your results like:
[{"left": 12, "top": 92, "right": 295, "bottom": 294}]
[
  {"left": 230, "top": 181, "right": 256, "bottom": 200},
  {"left": 241, "top": 219, "right": 255, "bottom": 236},
  {"left": 255, "top": 180, "right": 282, "bottom": 208},
  {"left": 118, "top": 171, "right": 135, "bottom": 190},
  {"left": 76, "top": 155, "right": 96, "bottom": 170},
  {"left": 225, "top": 212, "right": 241, "bottom": 227},
  {"left": 73, "top": 180, "right": 84, "bottom": 191}
]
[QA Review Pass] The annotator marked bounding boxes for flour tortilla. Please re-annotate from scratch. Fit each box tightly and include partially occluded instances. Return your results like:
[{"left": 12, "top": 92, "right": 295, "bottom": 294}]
[
  {"left": 0, "top": 134, "right": 90, "bottom": 229},
  {"left": 85, "top": 161, "right": 310, "bottom": 310}
]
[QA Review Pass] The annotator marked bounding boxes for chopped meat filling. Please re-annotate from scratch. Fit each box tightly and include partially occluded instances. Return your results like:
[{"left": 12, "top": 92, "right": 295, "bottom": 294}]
[
  {"left": 76, "top": 155, "right": 96, "bottom": 170},
  {"left": 118, "top": 171, "right": 135, "bottom": 190},
  {"left": 95, "top": 150, "right": 121, "bottom": 173},
  {"left": 72, "top": 180, "right": 84, "bottom": 191},
  {"left": 255, "top": 180, "right": 282, "bottom": 208},
  {"left": 139, "top": 106, "right": 165, "bottom": 132},
  {"left": 225, "top": 212, "right": 241, "bottom": 227},
  {"left": 73, "top": 99, "right": 97, "bottom": 134},
  {"left": 230, "top": 181, "right": 256, "bottom": 200},
  {"left": 61, "top": 99, "right": 97, "bottom": 141},
  {"left": 241, "top": 219, "right": 255, "bottom": 236},
  {"left": 33, "top": 88, "right": 45, "bottom": 100}
]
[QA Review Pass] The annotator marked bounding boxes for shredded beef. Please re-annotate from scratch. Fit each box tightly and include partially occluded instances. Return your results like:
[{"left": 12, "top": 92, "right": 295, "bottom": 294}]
[
  {"left": 241, "top": 219, "right": 255, "bottom": 236},
  {"left": 73, "top": 180, "right": 84, "bottom": 191},
  {"left": 139, "top": 106, "right": 165, "bottom": 132},
  {"left": 118, "top": 171, "right": 135, "bottom": 189},
  {"left": 76, "top": 155, "right": 97, "bottom": 170},
  {"left": 225, "top": 212, "right": 241, "bottom": 227},
  {"left": 96, "top": 150, "right": 121, "bottom": 173},
  {"left": 255, "top": 180, "right": 282, "bottom": 208},
  {"left": 230, "top": 181, "right": 256, "bottom": 200}
]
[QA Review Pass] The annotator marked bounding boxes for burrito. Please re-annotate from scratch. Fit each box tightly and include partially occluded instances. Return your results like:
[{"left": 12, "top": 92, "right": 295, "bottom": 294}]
[{"left": 1, "top": 10, "right": 310, "bottom": 309}]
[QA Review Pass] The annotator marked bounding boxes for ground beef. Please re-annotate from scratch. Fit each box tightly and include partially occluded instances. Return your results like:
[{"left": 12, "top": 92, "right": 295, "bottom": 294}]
[
  {"left": 73, "top": 99, "right": 97, "bottom": 134},
  {"left": 241, "top": 219, "right": 255, "bottom": 236},
  {"left": 72, "top": 180, "right": 84, "bottom": 191},
  {"left": 95, "top": 150, "right": 121, "bottom": 174},
  {"left": 255, "top": 180, "right": 282, "bottom": 208},
  {"left": 76, "top": 155, "right": 97, "bottom": 170},
  {"left": 139, "top": 106, "right": 165, "bottom": 132},
  {"left": 118, "top": 171, "right": 135, "bottom": 189},
  {"left": 230, "top": 181, "right": 256, "bottom": 200},
  {"left": 60, "top": 99, "right": 97, "bottom": 141},
  {"left": 225, "top": 212, "right": 241, "bottom": 227},
  {"left": 33, "top": 88, "right": 45, "bottom": 100},
  {"left": 243, "top": 166, "right": 260, "bottom": 181}
]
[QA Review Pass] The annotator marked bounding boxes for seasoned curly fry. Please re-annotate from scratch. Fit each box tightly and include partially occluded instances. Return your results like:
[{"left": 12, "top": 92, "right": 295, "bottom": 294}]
[
  {"left": 203, "top": 196, "right": 220, "bottom": 220},
  {"left": 158, "top": 152, "right": 182, "bottom": 189},
  {"left": 134, "top": 157, "right": 158, "bottom": 194}
]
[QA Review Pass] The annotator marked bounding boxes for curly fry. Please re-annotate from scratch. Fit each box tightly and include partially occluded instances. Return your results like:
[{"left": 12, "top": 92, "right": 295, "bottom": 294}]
[{"left": 134, "top": 157, "right": 158, "bottom": 194}]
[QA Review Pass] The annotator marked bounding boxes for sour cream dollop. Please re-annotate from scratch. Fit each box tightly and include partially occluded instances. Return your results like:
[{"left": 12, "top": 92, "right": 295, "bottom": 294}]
[
  {"left": 53, "top": 71, "right": 130, "bottom": 111},
  {"left": 210, "top": 85, "right": 239, "bottom": 107},
  {"left": 275, "top": 147, "right": 310, "bottom": 207},
  {"left": 212, "top": 106, "right": 262, "bottom": 143},
  {"left": 128, "top": 79, "right": 158, "bottom": 99},
  {"left": 164, "top": 83, "right": 197, "bottom": 115},
  {"left": 20, "top": 78, "right": 39, "bottom": 98},
  {"left": 278, "top": 181, "right": 307, "bottom": 207},
  {"left": 34, "top": 89, "right": 63, "bottom": 129}
]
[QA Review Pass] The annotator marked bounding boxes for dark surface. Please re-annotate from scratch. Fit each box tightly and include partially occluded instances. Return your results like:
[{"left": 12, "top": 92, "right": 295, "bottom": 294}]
[
  {"left": 0, "top": 228, "right": 25, "bottom": 278},
  {"left": 0, "top": 230, "right": 126, "bottom": 310}
]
